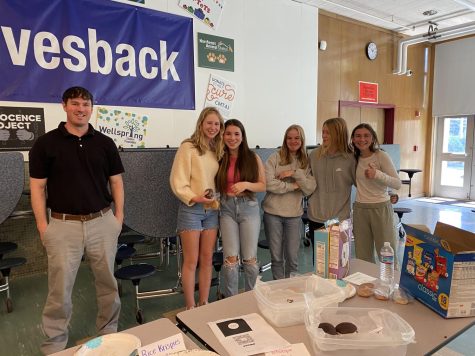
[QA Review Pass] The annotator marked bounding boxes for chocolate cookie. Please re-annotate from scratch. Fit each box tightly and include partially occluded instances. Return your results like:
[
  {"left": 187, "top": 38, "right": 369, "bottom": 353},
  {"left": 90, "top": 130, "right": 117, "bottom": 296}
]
[
  {"left": 335, "top": 322, "right": 358, "bottom": 334},
  {"left": 318, "top": 322, "right": 337, "bottom": 335}
]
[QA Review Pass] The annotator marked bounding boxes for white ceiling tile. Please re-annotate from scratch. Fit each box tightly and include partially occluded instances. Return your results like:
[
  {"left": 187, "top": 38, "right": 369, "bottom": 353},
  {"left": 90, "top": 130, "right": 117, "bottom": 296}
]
[{"left": 293, "top": 0, "right": 475, "bottom": 35}]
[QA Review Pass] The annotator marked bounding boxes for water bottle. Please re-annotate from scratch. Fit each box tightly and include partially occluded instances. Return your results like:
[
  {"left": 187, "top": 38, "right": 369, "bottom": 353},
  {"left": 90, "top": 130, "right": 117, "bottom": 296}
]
[{"left": 379, "top": 242, "right": 395, "bottom": 288}]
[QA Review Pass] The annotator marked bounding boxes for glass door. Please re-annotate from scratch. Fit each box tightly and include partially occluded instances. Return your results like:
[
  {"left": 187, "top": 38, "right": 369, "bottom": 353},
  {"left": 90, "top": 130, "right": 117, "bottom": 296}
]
[{"left": 433, "top": 116, "right": 474, "bottom": 199}]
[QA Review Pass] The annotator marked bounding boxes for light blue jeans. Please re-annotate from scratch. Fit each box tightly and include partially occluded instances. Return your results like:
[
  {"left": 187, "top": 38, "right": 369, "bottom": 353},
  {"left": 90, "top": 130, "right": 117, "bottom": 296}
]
[
  {"left": 220, "top": 196, "right": 261, "bottom": 297},
  {"left": 263, "top": 212, "right": 301, "bottom": 280}
]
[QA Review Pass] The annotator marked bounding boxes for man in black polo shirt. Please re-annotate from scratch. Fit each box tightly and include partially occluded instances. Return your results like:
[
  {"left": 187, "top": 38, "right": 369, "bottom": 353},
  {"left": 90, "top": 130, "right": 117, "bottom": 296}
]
[{"left": 29, "top": 87, "right": 124, "bottom": 354}]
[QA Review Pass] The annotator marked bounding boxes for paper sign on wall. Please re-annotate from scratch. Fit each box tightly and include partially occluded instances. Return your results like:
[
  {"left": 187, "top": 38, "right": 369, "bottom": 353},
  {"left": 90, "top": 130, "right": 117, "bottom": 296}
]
[
  {"left": 179, "top": 0, "right": 225, "bottom": 29},
  {"left": 0, "top": 106, "right": 45, "bottom": 151},
  {"left": 358, "top": 81, "right": 379, "bottom": 103},
  {"left": 96, "top": 107, "right": 149, "bottom": 148},
  {"left": 204, "top": 74, "right": 236, "bottom": 118},
  {"left": 198, "top": 32, "right": 234, "bottom": 72}
]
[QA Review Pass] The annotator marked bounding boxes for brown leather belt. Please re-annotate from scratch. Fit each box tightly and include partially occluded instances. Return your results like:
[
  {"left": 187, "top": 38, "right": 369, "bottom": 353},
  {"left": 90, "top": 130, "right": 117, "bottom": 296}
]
[{"left": 51, "top": 207, "right": 111, "bottom": 222}]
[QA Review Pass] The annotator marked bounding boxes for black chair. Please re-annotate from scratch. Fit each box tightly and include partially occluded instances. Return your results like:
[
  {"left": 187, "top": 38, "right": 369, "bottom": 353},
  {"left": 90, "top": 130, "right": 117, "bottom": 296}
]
[
  {"left": 0, "top": 153, "right": 28, "bottom": 313},
  {"left": 115, "top": 228, "right": 148, "bottom": 296},
  {"left": 115, "top": 245, "right": 136, "bottom": 297},
  {"left": 258, "top": 239, "right": 272, "bottom": 273},
  {"left": 119, "top": 234, "right": 145, "bottom": 247},
  {"left": 0, "top": 242, "right": 18, "bottom": 259},
  {"left": 211, "top": 250, "right": 224, "bottom": 300},
  {"left": 301, "top": 204, "right": 311, "bottom": 247},
  {"left": 394, "top": 207, "right": 413, "bottom": 239},
  {"left": 0, "top": 242, "right": 27, "bottom": 313},
  {"left": 114, "top": 263, "right": 156, "bottom": 324}
]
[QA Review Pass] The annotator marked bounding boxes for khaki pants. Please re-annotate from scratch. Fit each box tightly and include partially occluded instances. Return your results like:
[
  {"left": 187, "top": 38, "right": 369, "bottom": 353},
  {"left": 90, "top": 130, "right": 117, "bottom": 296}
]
[
  {"left": 353, "top": 200, "right": 398, "bottom": 266},
  {"left": 40, "top": 210, "right": 122, "bottom": 355}
]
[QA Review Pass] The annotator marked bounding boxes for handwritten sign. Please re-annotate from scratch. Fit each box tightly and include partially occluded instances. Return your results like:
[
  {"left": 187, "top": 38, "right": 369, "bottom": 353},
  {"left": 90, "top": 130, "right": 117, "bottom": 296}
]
[
  {"left": 179, "top": 0, "right": 225, "bottom": 29},
  {"left": 264, "top": 343, "right": 311, "bottom": 355},
  {"left": 204, "top": 74, "right": 236, "bottom": 118},
  {"left": 135, "top": 333, "right": 186, "bottom": 356}
]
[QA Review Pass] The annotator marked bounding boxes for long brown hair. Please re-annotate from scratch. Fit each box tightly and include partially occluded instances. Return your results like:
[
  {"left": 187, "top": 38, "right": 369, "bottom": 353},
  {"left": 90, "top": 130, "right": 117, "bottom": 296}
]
[
  {"left": 216, "top": 119, "right": 258, "bottom": 198},
  {"left": 279, "top": 124, "right": 309, "bottom": 169},
  {"left": 184, "top": 107, "right": 224, "bottom": 159},
  {"left": 316, "top": 117, "right": 352, "bottom": 159},
  {"left": 350, "top": 123, "right": 380, "bottom": 161}
]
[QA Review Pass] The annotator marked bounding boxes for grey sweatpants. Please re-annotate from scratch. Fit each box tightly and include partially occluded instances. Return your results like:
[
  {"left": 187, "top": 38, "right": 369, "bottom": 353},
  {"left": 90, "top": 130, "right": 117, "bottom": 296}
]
[
  {"left": 40, "top": 209, "right": 121, "bottom": 355},
  {"left": 353, "top": 200, "right": 398, "bottom": 267}
]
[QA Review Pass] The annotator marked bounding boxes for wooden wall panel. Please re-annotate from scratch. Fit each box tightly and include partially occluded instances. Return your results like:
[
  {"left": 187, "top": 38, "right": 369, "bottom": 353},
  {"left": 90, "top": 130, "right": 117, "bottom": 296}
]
[
  {"left": 340, "top": 107, "right": 361, "bottom": 133},
  {"left": 317, "top": 11, "right": 431, "bottom": 198},
  {"left": 316, "top": 99, "right": 339, "bottom": 141},
  {"left": 361, "top": 107, "right": 385, "bottom": 141},
  {"left": 318, "top": 15, "right": 342, "bottom": 102}
]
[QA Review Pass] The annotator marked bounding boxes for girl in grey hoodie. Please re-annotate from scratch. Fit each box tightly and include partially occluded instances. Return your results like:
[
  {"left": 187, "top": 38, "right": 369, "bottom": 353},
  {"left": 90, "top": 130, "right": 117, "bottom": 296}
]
[{"left": 307, "top": 118, "right": 356, "bottom": 263}]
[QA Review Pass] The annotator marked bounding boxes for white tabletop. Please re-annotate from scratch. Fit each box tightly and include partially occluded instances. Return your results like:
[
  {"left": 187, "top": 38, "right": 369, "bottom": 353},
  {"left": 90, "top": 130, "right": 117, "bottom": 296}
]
[
  {"left": 51, "top": 318, "right": 199, "bottom": 355},
  {"left": 176, "top": 259, "right": 475, "bottom": 356}
]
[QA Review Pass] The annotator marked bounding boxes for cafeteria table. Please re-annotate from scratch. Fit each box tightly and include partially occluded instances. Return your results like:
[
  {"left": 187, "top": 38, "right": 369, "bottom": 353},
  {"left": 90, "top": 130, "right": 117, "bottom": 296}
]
[
  {"left": 176, "top": 259, "right": 475, "bottom": 356},
  {"left": 51, "top": 318, "right": 200, "bottom": 355}
]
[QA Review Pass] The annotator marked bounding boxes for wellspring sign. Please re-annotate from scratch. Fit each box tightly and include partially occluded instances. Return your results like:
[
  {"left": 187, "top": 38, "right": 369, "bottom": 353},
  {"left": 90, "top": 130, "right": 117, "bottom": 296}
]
[{"left": 0, "top": 0, "right": 195, "bottom": 110}]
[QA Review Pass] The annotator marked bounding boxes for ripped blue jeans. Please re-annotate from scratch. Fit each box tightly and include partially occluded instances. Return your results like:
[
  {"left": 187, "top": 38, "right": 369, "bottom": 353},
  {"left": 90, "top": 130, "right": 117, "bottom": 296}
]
[{"left": 219, "top": 196, "right": 261, "bottom": 297}]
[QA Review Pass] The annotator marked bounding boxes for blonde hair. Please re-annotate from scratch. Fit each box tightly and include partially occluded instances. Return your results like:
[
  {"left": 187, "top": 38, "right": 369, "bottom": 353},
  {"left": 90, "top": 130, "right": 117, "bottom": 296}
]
[
  {"left": 279, "top": 124, "right": 309, "bottom": 169},
  {"left": 184, "top": 107, "right": 224, "bottom": 159},
  {"left": 317, "top": 117, "right": 352, "bottom": 159}
]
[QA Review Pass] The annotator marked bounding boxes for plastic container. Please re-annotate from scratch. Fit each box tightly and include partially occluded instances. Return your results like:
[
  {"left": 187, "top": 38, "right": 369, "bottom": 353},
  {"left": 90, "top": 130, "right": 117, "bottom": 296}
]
[
  {"left": 254, "top": 275, "right": 345, "bottom": 327},
  {"left": 304, "top": 307, "right": 415, "bottom": 356}
]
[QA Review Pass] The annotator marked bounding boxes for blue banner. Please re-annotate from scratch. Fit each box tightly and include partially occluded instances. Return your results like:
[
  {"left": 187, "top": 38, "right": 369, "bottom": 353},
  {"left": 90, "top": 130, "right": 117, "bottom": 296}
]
[{"left": 0, "top": 0, "right": 195, "bottom": 109}]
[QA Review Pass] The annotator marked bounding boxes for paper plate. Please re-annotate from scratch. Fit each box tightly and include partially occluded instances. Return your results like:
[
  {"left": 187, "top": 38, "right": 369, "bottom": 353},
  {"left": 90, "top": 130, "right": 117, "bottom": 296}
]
[
  {"left": 74, "top": 333, "right": 141, "bottom": 356},
  {"left": 172, "top": 350, "right": 219, "bottom": 356}
]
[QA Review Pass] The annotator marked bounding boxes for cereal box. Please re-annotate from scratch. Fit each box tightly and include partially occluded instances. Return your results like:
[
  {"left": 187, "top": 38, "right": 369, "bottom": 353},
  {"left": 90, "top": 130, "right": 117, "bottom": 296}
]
[{"left": 314, "top": 219, "right": 352, "bottom": 279}]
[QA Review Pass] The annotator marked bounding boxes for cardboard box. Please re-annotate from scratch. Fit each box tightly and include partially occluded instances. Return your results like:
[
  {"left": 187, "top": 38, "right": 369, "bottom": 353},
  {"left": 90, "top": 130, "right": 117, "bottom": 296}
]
[
  {"left": 400, "top": 222, "right": 475, "bottom": 318},
  {"left": 314, "top": 219, "right": 351, "bottom": 279}
]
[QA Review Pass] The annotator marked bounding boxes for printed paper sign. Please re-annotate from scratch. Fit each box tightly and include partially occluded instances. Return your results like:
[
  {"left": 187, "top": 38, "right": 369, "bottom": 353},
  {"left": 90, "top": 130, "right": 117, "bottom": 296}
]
[
  {"left": 343, "top": 272, "right": 377, "bottom": 285},
  {"left": 135, "top": 333, "right": 186, "bottom": 356},
  {"left": 204, "top": 74, "right": 236, "bottom": 118},
  {"left": 96, "top": 107, "right": 148, "bottom": 148},
  {"left": 359, "top": 81, "right": 378, "bottom": 103},
  {"left": 198, "top": 32, "right": 234, "bottom": 72},
  {"left": 179, "top": 0, "right": 225, "bottom": 29},
  {"left": 208, "top": 313, "right": 290, "bottom": 355},
  {"left": 0, "top": 106, "right": 45, "bottom": 151}
]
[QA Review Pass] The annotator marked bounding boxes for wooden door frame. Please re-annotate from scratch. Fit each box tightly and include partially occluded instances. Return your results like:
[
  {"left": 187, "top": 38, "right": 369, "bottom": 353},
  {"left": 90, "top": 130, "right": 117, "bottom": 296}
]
[{"left": 338, "top": 100, "right": 395, "bottom": 144}]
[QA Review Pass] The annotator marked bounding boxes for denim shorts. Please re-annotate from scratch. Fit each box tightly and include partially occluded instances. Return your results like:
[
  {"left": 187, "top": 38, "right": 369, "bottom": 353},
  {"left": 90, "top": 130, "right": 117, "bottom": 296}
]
[{"left": 176, "top": 202, "right": 219, "bottom": 233}]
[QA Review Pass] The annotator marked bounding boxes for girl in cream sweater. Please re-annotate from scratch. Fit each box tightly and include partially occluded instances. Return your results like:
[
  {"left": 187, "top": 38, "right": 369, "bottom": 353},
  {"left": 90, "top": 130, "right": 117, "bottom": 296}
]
[{"left": 170, "top": 107, "right": 224, "bottom": 309}]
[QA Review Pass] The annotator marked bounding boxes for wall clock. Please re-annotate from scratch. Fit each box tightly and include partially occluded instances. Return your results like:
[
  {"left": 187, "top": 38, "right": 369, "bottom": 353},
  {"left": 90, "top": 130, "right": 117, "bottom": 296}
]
[{"left": 366, "top": 42, "right": 378, "bottom": 60}]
